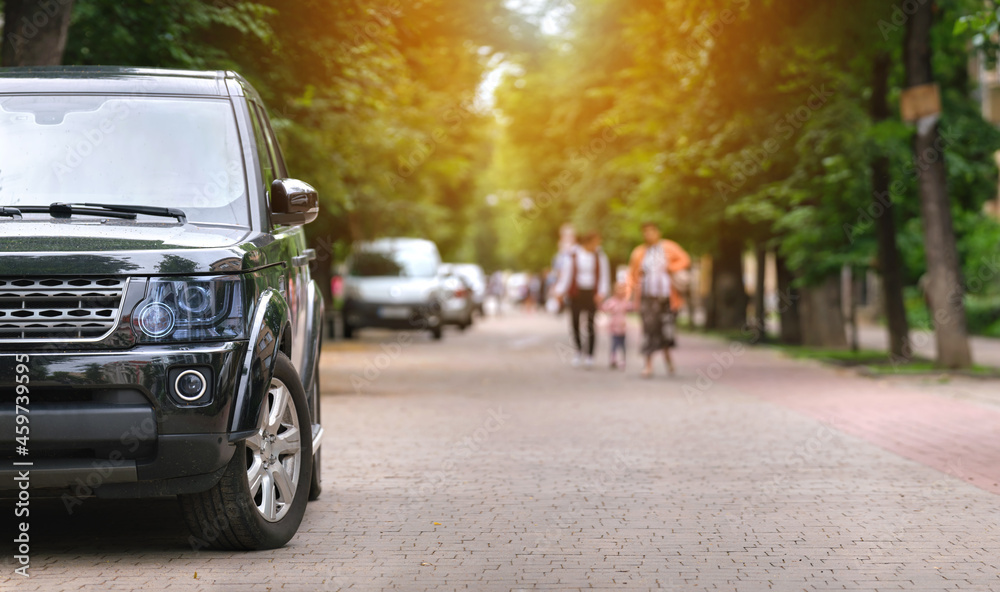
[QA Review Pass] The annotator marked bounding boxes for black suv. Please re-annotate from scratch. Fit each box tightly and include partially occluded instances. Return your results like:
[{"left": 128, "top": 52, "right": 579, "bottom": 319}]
[{"left": 0, "top": 67, "right": 325, "bottom": 549}]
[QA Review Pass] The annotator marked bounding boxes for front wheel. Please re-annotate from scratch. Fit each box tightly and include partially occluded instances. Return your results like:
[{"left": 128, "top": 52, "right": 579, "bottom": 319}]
[{"left": 178, "top": 352, "right": 313, "bottom": 550}]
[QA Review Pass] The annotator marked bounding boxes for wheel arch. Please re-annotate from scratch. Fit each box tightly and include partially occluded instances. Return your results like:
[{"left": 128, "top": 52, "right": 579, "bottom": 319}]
[{"left": 228, "top": 288, "right": 291, "bottom": 440}]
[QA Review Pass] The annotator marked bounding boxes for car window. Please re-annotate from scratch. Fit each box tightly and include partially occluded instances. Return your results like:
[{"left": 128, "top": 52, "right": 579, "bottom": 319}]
[
  {"left": 247, "top": 100, "right": 276, "bottom": 189},
  {"left": 349, "top": 251, "right": 404, "bottom": 277},
  {"left": 350, "top": 248, "right": 439, "bottom": 278},
  {"left": 262, "top": 113, "right": 289, "bottom": 178},
  {"left": 0, "top": 95, "right": 250, "bottom": 226},
  {"left": 253, "top": 102, "right": 288, "bottom": 179}
]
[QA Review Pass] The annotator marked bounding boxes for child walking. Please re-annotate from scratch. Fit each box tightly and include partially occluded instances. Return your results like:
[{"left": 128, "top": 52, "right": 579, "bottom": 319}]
[{"left": 601, "top": 282, "right": 633, "bottom": 370}]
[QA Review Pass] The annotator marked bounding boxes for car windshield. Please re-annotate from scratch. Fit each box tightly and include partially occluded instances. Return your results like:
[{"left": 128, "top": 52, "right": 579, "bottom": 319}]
[
  {"left": 350, "top": 248, "right": 438, "bottom": 278},
  {"left": 0, "top": 95, "right": 249, "bottom": 226}
]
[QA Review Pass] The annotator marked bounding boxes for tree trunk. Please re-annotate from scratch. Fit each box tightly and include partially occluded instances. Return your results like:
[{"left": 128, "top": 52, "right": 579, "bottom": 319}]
[
  {"left": 709, "top": 232, "right": 747, "bottom": 331},
  {"left": 904, "top": 2, "right": 972, "bottom": 368},
  {"left": 848, "top": 267, "right": 859, "bottom": 352},
  {"left": 753, "top": 244, "right": 767, "bottom": 336},
  {"left": 871, "top": 52, "right": 912, "bottom": 360},
  {"left": 1, "top": 0, "right": 75, "bottom": 67},
  {"left": 799, "top": 275, "right": 848, "bottom": 349},
  {"left": 776, "top": 255, "right": 802, "bottom": 345}
]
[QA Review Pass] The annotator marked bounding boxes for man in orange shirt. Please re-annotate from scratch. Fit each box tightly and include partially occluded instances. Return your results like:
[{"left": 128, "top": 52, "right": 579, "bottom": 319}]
[{"left": 627, "top": 222, "right": 691, "bottom": 378}]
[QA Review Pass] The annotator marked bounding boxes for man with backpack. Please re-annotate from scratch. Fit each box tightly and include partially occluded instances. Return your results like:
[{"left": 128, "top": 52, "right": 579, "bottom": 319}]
[{"left": 552, "top": 231, "right": 611, "bottom": 368}]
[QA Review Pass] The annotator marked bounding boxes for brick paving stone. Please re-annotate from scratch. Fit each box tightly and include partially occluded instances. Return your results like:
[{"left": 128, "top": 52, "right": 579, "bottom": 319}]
[{"left": 4, "top": 313, "right": 1000, "bottom": 591}]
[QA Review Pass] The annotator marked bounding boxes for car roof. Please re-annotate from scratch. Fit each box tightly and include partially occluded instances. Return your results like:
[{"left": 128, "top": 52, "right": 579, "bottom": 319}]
[{"left": 0, "top": 66, "right": 255, "bottom": 98}]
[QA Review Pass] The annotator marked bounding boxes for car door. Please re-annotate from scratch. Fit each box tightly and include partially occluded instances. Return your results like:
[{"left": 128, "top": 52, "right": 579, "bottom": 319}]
[{"left": 247, "top": 100, "right": 312, "bottom": 375}]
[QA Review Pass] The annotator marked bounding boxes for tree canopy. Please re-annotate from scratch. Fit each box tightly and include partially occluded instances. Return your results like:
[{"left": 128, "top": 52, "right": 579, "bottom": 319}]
[{"left": 5, "top": 0, "right": 1000, "bottom": 363}]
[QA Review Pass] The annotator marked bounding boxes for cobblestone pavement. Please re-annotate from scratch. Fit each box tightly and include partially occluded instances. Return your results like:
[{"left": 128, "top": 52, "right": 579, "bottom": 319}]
[{"left": 5, "top": 312, "right": 1000, "bottom": 591}]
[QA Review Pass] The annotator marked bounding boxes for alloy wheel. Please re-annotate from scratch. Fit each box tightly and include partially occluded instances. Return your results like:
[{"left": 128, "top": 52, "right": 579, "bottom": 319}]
[{"left": 245, "top": 377, "right": 302, "bottom": 522}]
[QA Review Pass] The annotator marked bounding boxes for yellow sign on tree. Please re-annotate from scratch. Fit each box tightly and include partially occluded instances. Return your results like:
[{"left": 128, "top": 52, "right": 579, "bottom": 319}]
[{"left": 900, "top": 83, "right": 941, "bottom": 122}]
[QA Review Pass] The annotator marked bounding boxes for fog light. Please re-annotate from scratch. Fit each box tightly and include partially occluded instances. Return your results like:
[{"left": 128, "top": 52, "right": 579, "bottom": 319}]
[
  {"left": 175, "top": 370, "right": 207, "bottom": 402},
  {"left": 138, "top": 302, "right": 175, "bottom": 337}
]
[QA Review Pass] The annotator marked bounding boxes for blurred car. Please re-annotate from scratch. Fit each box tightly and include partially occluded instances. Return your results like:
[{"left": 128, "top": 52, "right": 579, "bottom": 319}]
[
  {"left": 505, "top": 272, "right": 530, "bottom": 305},
  {"left": 449, "top": 263, "right": 487, "bottom": 315},
  {"left": 342, "top": 238, "right": 446, "bottom": 340},
  {"left": 438, "top": 264, "right": 476, "bottom": 330}
]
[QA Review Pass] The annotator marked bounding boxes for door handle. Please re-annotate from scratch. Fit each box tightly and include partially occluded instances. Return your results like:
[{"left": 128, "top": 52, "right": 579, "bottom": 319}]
[{"left": 292, "top": 249, "right": 317, "bottom": 267}]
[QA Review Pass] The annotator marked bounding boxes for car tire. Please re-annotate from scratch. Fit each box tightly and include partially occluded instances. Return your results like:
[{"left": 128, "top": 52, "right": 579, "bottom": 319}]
[{"left": 178, "top": 352, "right": 313, "bottom": 550}]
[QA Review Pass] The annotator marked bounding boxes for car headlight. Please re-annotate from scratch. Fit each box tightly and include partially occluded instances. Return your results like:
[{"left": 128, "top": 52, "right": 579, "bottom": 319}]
[{"left": 133, "top": 275, "right": 248, "bottom": 342}]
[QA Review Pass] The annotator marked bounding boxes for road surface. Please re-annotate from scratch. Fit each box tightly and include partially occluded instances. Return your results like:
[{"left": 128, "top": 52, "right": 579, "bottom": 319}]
[{"left": 6, "top": 311, "right": 1000, "bottom": 591}]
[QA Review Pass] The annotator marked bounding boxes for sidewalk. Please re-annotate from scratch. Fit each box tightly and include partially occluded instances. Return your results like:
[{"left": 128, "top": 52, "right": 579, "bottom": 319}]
[
  {"left": 857, "top": 323, "right": 1000, "bottom": 368},
  {"left": 10, "top": 311, "right": 1000, "bottom": 591}
]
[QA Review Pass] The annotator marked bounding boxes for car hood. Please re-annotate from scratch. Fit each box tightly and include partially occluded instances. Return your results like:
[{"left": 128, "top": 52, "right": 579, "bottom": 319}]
[
  {"left": 346, "top": 276, "right": 440, "bottom": 303},
  {"left": 0, "top": 220, "right": 262, "bottom": 275}
]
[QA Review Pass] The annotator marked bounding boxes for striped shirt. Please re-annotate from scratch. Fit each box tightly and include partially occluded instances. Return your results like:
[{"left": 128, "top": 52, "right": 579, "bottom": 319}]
[{"left": 641, "top": 243, "right": 671, "bottom": 298}]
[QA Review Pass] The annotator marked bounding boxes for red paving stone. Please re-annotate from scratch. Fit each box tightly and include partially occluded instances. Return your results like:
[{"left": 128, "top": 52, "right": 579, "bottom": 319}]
[{"left": 719, "top": 343, "right": 1000, "bottom": 496}]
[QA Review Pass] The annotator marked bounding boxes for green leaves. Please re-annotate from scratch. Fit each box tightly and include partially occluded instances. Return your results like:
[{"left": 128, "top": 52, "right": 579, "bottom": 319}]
[
  {"left": 63, "top": 0, "right": 275, "bottom": 70},
  {"left": 44, "top": 0, "right": 1000, "bottom": 280}
]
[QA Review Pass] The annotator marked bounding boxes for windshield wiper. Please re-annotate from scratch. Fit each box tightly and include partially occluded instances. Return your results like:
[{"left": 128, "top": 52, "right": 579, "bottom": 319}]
[
  {"left": 0, "top": 203, "right": 187, "bottom": 222},
  {"left": 12, "top": 203, "right": 138, "bottom": 220},
  {"left": 78, "top": 203, "right": 187, "bottom": 223}
]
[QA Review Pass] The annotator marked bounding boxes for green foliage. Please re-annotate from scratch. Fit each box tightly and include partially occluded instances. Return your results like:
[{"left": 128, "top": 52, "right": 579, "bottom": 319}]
[
  {"left": 485, "top": 0, "right": 1000, "bottom": 303},
  {"left": 13, "top": 0, "right": 1000, "bottom": 292},
  {"left": 954, "top": 0, "right": 1000, "bottom": 60},
  {"left": 54, "top": 0, "right": 540, "bottom": 271},
  {"left": 64, "top": 0, "right": 276, "bottom": 69}
]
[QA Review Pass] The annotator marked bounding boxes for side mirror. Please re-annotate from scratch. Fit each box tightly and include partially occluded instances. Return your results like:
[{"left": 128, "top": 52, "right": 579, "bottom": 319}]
[{"left": 271, "top": 178, "right": 319, "bottom": 226}]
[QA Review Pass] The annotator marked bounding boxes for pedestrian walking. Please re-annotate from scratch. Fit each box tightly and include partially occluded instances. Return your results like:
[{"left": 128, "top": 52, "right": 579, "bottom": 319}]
[
  {"left": 522, "top": 273, "right": 540, "bottom": 313},
  {"left": 600, "top": 281, "right": 633, "bottom": 370},
  {"left": 487, "top": 271, "right": 505, "bottom": 316},
  {"left": 536, "top": 269, "right": 550, "bottom": 309},
  {"left": 627, "top": 222, "right": 691, "bottom": 378},
  {"left": 552, "top": 232, "right": 611, "bottom": 368}
]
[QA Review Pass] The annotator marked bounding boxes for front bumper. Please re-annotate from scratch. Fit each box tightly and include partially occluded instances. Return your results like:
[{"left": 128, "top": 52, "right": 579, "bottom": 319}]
[
  {"left": 343, "top": 299, "right": 440, "bottom": 331},
  {"left": 0, "top": 342, "right": 247, "bottom": 497}
]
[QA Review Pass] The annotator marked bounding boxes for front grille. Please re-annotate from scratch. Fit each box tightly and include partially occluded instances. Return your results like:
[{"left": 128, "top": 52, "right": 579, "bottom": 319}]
[{"left": 0, "top": 277, "right": 128, "bottom": 341}]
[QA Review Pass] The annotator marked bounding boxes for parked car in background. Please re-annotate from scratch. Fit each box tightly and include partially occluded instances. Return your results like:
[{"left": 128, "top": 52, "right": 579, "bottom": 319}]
[
  {"left": 342, "top": 238, "right": 446, "bottom": 340},
  {"left": 438, "top": 264, "right": 475, "bottom": 331},
  {"left": 505, "top": 272, "right": 531, "bottom": 306},
  {"left": 0, "top": 67, "right": 324, "bottom": 550},
  {"left": 449, "top": 263, "right": 487, "bottom": 315}
]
